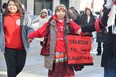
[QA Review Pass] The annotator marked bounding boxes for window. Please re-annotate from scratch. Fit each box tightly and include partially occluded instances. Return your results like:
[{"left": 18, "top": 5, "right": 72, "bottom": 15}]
[
  {"left": 42, "top": 0, "right": 53, "bottom": 10},
  {"left": 34, "top": 0, "right": 42, "bottom": 15},
  {"left": 60, "top": 0, "right": 69, "bottom": 9},
  {"left": 20, "top": 0, "right": 27, "bottom": 9},
  {"left": 0, "top": 0, "right": 2, "bottom": 8},
  {"left": 34, "top": 0, "right": 53, "bottom": 15}
]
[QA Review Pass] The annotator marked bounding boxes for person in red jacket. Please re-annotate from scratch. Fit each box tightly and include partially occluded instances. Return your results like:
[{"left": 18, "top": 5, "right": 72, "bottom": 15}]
[
  {"left": 28, "top": 4, "right": 83, "bottom": 77},
  {"left": 0, "top": 0, "right": 33, "bottom": 77},
  {"left": 28, "top": 3, "right": 110, "bottom": 77}
]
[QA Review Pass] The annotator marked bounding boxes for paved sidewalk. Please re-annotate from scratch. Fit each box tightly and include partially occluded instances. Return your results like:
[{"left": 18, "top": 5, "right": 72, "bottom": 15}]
[
  {"left": 0, "top": 39, "right": 104, "bottom": 77},
  {"left": 0, "top": 54, "right": 104, "bottom": 77}
]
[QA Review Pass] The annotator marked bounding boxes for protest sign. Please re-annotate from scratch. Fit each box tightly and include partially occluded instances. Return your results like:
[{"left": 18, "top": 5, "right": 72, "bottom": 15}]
[{"left": 67, "top": 34, "right": 93, "bottom": 65}]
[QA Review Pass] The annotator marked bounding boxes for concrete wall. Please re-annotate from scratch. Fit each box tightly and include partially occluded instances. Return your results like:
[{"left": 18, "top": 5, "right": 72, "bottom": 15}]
[
  {"left": 69, "top": 0, "right": 80, "bottom": 13},
  {"left": 1, "top": 0, "right": 81, "bottom": 15},
  {"left": 26, "top": 0, "right": 34, "bottom": 15},
  {"left": 2, "top": 0, "right": 102, "bottom": 15},
  {"left": 53, "top": 0, "right": 60, "bottom": 14},
  {"left": 2, "top": 0, "right": 7, "bottom": 4}
]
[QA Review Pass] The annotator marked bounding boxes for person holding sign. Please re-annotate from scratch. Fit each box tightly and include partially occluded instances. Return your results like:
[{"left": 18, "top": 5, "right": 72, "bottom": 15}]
[
  {"left": 28, "top": 3, "right": 111, "bottom": 77},
  {"left": 28, "top": 4, "right": 83, "bottom": 77}
]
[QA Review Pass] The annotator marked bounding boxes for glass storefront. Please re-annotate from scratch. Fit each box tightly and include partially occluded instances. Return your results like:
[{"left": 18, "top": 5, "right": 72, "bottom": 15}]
[
  {"left": 60, "top": 0, "right": 69, "bottom": 9},
  {"left": 0, "top": 0, "right": 2, "bottom": 8},
  {"left": 20, "top": 0, "right": 27, "bottom": 9},
  {"left": 34, "top": 0, "right": 53, "bottom": 15}
]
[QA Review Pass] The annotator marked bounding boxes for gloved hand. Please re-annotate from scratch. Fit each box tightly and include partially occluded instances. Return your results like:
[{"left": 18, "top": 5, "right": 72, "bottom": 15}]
[{"left": 73, "top": 65, "right": 84, "bottom": 71}]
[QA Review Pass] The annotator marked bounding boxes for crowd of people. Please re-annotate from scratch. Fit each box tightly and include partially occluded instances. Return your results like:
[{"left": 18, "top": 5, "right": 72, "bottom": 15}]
[{"left": 0, "top": 0, "right": 116, "bottom": 77}]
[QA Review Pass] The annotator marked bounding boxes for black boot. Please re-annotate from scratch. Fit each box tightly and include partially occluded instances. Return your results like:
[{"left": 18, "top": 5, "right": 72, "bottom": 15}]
[{"left": 96, "top": 42, "right": 102, "bottom": 56}]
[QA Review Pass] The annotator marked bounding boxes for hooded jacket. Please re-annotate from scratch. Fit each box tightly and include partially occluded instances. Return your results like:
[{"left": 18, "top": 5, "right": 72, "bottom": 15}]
[
  {"left": 28, "top": 15, "right": 81, "bottom": 70},
  {"left": 0, "top": 13, "right": 33, "bottom": 53},
  {"left": 32, "top": 9, "right": 51, "bottom": 29},
  {"left": 32, "top": 9, "right": 51, "bottom": 41}
]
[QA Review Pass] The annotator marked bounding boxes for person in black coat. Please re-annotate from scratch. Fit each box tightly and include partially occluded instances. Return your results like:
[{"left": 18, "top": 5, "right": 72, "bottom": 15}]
[
  {"left": 81, "top": 0, "right": 116, "bottom": 77},
  {"left": 96, "top": 8, "right": 107, "bottom": 56},
  {"left": 96, "top": 28, "right": 107, "bottom": 55},
  {"left": 0, "top": 3, "right": 7, "bottom": 13},
  {"left": 68, "top": 7, "right": 81, "bottom": 25},
  {"left": 80, "top": 8, "right": 96, "bottom": 36}
]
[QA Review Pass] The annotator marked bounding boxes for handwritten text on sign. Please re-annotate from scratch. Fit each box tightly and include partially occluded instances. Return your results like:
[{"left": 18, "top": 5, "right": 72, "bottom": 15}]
[{"left": 67, "top": 35, "right": 93, "bottom": 65}]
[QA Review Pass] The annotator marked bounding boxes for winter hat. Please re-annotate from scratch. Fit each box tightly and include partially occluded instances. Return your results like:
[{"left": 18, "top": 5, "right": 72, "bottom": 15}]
[
  {"left": 55, "top": 4, "right": 67, "bottom": 13},
  {"left": 40, "top": 9, "right": 48, "bottom": 15},
  {"left": 84, "top": 7, "right": 88, "bottom": 12}
]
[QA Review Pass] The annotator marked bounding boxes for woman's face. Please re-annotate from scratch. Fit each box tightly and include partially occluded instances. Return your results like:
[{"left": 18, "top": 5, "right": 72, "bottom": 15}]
[
  {"left": 41, "top": 11, "right": 47, "bottom": 17},
  {"left": 56, "top": 10, "right": 66, "bottom": 20},
  {"left": 69, "top": 9, "right": 73, "bottom": 14},
  {"left": 8, "top": 1, "right": 18, "bottom": 14},
  {"left": 86, "top": 10, "right": 91, "bottom": 16}
]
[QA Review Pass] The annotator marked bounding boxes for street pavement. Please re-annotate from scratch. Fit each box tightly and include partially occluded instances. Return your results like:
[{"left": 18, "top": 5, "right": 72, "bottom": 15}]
[{"left": 0, "top": 39, "right": 104, "bottom": 77}]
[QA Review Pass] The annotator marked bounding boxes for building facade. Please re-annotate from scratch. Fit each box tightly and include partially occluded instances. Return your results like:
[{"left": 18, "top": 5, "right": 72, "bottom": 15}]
[
  {"left": 0, "top": 0, "right": 103, "bottom": 15},
  {"left": 0, "top": 0, "right": 81, "bottom": 15}
]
